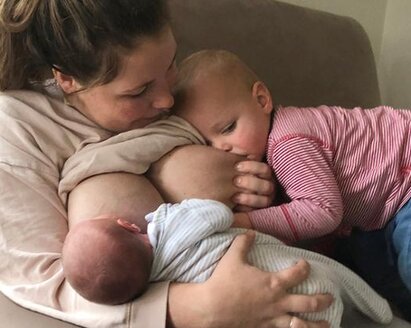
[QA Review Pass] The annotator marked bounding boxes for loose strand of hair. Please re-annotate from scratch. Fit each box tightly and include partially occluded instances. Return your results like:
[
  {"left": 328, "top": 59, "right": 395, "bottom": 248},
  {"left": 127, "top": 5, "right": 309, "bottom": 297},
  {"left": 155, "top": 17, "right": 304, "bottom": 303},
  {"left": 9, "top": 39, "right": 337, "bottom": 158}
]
[{"left": 0, "top": 0, "right": 43, "bottom": 90}]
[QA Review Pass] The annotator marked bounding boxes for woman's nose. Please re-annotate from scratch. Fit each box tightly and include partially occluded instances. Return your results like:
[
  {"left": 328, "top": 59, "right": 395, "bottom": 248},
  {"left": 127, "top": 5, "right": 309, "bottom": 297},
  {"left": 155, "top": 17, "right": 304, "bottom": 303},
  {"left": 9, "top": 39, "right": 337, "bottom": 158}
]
[{"left": 152, "top": 84, "right": 174, "bottom": 111}]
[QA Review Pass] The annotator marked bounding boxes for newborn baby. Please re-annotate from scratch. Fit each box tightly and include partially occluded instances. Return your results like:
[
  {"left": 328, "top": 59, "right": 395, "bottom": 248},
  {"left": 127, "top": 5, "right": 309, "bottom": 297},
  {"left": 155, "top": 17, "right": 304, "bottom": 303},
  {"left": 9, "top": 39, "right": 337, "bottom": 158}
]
[{"left": 62, "top": 199, "right": 392, "bottom": 327}]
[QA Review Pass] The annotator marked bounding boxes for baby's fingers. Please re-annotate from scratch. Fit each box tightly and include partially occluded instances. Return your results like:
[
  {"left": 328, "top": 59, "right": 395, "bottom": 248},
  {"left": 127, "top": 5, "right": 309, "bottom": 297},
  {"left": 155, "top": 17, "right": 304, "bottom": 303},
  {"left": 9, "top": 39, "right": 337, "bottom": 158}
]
[
  {"left": 233, "top": 192, "right": 272, "bottom": 209},
  {"left": 234, "top": 174, "right": 274, "bottom": 196},
  {"left": 236, "top": 160, "right": 273, "bottom": 179}
]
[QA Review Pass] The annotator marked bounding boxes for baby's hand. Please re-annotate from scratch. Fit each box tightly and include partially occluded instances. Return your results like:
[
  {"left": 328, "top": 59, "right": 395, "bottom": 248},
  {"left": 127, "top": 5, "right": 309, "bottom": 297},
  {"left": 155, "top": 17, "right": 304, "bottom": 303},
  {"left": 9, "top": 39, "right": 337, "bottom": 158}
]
[
  {"left": 233, "top": 160, "right": 276, "bottom": 209},
  {"left": 232, "top": 212, "right": 253, "bottom": 229}
]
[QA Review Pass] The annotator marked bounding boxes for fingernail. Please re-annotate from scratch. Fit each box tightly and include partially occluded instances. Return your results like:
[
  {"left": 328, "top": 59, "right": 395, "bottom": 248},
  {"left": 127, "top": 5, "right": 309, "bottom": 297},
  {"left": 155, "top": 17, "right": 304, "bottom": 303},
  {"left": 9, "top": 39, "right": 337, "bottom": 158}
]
[
  {"left": 235, "top": 177, "right": 242, "bottom": 185},
  {"left": 235, "top": 163, "right": 243, "bottom": 171}
]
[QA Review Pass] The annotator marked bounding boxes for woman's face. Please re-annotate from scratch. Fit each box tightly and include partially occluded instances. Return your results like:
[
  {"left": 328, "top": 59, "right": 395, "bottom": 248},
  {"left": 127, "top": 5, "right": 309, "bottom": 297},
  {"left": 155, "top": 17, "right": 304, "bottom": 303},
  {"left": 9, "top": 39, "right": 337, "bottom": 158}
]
[{"left": 68, "top": 26, "right": 178, "bottom": 132}]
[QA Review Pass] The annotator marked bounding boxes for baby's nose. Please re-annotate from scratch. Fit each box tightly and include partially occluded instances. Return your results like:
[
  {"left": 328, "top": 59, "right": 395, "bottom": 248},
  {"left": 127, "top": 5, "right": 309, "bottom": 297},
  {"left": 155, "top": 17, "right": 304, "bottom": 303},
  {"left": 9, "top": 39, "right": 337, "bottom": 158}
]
[{"left": 213, "top": 140, "right": 232, "bottom": 152}]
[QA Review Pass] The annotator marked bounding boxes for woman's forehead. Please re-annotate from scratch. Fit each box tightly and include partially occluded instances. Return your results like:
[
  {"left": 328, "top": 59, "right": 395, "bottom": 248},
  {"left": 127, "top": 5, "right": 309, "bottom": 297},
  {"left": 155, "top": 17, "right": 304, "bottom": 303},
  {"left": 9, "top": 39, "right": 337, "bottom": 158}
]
[{"left": 113, "top": 26, "right": 177, "bottom": 90}]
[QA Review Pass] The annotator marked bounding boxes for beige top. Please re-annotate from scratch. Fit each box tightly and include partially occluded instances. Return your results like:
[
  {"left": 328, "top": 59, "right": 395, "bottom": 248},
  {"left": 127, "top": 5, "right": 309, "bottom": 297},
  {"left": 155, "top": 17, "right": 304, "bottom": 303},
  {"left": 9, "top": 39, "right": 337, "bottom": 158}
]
[{"left": 0, "top": 89, "right": 204, "bottom": 327}]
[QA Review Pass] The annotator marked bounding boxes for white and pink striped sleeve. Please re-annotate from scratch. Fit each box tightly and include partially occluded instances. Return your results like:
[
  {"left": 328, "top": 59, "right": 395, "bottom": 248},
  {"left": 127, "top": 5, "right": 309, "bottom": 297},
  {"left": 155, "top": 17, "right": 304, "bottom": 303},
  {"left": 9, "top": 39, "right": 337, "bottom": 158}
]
[{"left": 249, "top": 136, "right": 343, "bottom": 242}]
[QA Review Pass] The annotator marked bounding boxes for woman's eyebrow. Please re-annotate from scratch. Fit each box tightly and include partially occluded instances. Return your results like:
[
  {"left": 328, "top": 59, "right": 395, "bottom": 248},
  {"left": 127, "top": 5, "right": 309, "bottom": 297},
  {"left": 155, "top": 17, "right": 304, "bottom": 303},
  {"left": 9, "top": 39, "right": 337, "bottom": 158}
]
[{"left": 121, "top": 51, "right": 177, "bottom": 95}]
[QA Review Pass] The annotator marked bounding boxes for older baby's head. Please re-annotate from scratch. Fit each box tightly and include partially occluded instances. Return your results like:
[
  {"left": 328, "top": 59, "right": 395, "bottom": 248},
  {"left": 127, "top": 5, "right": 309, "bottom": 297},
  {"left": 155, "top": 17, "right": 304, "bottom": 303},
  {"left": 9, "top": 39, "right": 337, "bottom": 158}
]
[
  {"left": 174, "top": 49, "right": 273, "bottom": 161},
  {"left": 174, "top": 49, "right": 259, "bottom": 112},
  {"left": 62, "top": 218, "right": 153, "bottom": 305}
]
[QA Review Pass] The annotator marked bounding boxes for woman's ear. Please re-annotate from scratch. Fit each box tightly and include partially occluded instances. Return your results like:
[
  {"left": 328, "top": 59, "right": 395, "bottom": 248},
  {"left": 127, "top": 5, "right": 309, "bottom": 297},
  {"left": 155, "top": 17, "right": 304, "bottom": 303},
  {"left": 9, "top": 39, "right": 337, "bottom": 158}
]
[
  {"left": 252, "top": 81, "right": 273, "bottom": 114},
  {"left": 53, "top": 68, "right": 81, "bottom": 94}
]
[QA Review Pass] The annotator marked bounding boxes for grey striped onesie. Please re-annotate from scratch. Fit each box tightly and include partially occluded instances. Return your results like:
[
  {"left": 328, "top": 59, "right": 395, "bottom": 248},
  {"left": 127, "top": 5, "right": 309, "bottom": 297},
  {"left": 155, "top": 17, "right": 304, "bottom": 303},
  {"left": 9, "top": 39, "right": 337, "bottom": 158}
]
[{"left": 147, "top": 199, "right": 392, "bottom": 328}]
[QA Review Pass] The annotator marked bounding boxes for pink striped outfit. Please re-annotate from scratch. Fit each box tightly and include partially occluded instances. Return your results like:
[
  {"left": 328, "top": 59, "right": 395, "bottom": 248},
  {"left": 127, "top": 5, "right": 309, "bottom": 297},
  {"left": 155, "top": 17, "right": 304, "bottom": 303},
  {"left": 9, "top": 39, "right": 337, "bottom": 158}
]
[{"left": 249, "top": 105, "right": 411, "bottom": 243}]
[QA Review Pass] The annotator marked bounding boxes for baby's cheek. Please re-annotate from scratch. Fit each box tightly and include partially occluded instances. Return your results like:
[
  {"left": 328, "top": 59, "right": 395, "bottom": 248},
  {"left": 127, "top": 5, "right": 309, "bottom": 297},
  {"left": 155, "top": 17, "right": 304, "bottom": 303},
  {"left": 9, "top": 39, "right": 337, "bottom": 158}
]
[{"left": 240, "top": 137, "right": 259, "bottom": 153}]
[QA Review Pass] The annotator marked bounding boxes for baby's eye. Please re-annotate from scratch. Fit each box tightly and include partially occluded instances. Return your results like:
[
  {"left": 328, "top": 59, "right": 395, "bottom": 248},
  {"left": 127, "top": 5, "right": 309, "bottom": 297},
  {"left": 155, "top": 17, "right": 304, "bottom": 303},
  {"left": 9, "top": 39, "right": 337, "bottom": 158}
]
[{"left": 222, "top": 121, "right": 237, "bottom": 135}]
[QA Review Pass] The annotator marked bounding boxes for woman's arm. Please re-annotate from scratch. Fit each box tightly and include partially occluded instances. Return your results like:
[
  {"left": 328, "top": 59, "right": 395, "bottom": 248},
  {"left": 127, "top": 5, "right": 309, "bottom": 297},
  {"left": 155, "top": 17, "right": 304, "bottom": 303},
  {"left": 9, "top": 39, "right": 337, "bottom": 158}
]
[{"left": 168, "top": 232, "right": 332, "bottom": 328}]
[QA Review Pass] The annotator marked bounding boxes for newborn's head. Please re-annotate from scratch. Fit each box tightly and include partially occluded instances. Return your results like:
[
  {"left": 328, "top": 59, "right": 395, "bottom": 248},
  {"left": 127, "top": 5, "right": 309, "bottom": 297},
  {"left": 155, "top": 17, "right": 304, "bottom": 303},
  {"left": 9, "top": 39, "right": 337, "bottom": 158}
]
[{"left": 62, "top": 218, "right": 153, "bottom": 305}]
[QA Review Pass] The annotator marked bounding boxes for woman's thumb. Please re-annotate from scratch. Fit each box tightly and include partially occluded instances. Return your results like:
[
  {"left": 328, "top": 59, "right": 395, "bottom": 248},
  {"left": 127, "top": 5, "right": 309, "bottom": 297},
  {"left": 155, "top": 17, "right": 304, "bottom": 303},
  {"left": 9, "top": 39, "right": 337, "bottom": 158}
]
[{"left": 226, "top": 230, "right": 256, "bottom": 262}]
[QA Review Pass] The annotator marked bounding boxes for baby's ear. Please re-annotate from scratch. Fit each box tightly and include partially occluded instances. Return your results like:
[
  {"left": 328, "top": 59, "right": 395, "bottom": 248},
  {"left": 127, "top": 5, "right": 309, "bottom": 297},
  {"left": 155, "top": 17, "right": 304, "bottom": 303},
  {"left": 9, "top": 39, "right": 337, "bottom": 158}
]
[{"left": 252, "top": 81, "right": 273, "bottom": 114}]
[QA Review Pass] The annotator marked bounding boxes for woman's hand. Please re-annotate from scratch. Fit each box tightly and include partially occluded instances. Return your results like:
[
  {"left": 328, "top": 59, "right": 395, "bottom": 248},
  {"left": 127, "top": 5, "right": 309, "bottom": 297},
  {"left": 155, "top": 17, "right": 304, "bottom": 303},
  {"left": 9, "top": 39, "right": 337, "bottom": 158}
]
[
  {"left": 233, "top": 160, "right": 276, "bottom": 210},
  {"left": 167, "top": 231, "right": 333, "bottom": 328}
]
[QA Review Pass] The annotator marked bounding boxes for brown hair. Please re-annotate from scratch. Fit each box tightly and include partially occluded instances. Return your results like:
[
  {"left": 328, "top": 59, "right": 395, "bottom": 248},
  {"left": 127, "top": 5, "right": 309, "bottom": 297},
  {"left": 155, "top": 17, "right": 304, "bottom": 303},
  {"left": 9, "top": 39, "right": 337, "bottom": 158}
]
[{"left": 0, "top": 0, "right": 169, "bottom": 91}]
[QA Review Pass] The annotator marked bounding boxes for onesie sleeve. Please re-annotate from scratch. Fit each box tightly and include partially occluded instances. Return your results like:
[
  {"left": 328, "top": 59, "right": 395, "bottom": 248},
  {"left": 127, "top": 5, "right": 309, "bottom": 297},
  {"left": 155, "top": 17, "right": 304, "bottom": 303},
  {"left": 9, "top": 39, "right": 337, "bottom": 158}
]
[
  {"left": 148, "top": 199, "right": 233, "bottom": 251},
  {"left": 249, "top": 136, "right": 343, "bottom": 242}
]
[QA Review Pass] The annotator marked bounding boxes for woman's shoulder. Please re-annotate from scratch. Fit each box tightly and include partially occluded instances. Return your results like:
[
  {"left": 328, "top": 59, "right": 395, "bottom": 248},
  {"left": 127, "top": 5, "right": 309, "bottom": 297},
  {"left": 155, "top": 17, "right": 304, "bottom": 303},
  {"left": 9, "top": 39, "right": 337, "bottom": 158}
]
[
  {"left": 0, "top": 88, "right": 47, "bottom": 102},
  {"left": 0, "top": 89, "right": 61, "bottom": 117},
  {"left": 0, "top": 88, "right": 95, "bottom": 132},
  {"left": 0, "top": 88, "right": 106, "bottom": 158}
]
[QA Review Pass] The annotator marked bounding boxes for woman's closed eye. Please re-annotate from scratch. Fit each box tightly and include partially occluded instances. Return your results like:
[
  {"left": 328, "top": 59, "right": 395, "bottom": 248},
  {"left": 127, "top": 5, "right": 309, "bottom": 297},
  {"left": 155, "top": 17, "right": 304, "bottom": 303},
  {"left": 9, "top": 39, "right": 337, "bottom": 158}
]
[
  {"left": 122, "top": 82, "right": 153, "bottom": 99},
  {"left": 128, "top": 85, "right": 148, "bottom": 98},
  {"left": 221, "top": 121, "right": 237, "bottom": 135}
]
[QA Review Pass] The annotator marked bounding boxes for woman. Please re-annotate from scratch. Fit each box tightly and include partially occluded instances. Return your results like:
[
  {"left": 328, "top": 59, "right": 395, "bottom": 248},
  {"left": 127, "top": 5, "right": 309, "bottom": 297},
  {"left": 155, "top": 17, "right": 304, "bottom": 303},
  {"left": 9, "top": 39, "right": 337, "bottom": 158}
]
[{"left": 0, "top": 1, "right": 332, "bottom": 327}]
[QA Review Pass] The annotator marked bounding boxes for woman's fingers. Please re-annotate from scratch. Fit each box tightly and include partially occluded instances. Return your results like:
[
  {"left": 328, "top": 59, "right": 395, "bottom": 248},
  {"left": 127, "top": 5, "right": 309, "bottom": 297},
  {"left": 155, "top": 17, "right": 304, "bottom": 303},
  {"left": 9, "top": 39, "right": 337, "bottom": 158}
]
[
  {"left": 278, "top": 293, "right": 334, "bottom": 314},
  {"left": 270, "top": 260, "right": 333, "bottom": 313},
  {"left": 274, "top": 259, "right": 311, "bottom": 289},
  {"left": 218, "top": 230, "right": 256, "bottom": 265},
  {"left": 272, "top": 315, "right": 330, "bottom": 328},
  {"left": 206, "top": 235, "right": 333, "bottom": 328},
  {"left": 271, "top": 315, "right": 300, "bottom": 328}
]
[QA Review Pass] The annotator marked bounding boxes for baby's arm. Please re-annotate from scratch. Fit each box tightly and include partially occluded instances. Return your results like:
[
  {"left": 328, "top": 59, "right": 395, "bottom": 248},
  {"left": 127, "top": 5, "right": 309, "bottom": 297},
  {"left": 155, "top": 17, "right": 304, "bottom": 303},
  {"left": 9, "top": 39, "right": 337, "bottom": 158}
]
[
  {"left": 150, "top": 199, "right": 233, "bottom": 253},
  {"left": 247, "top": 137, "right": 344, "bottom": 241},
  {"left": 67, "top": 172, "right": 163, "bottom": 231}
]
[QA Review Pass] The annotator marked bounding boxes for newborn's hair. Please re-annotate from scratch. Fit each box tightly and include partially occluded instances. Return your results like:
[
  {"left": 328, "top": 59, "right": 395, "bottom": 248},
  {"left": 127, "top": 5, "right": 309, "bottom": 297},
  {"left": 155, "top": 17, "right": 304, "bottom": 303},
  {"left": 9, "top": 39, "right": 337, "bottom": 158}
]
[{"left": 62, "top": 218, "right": 152, "bottom": 305}]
